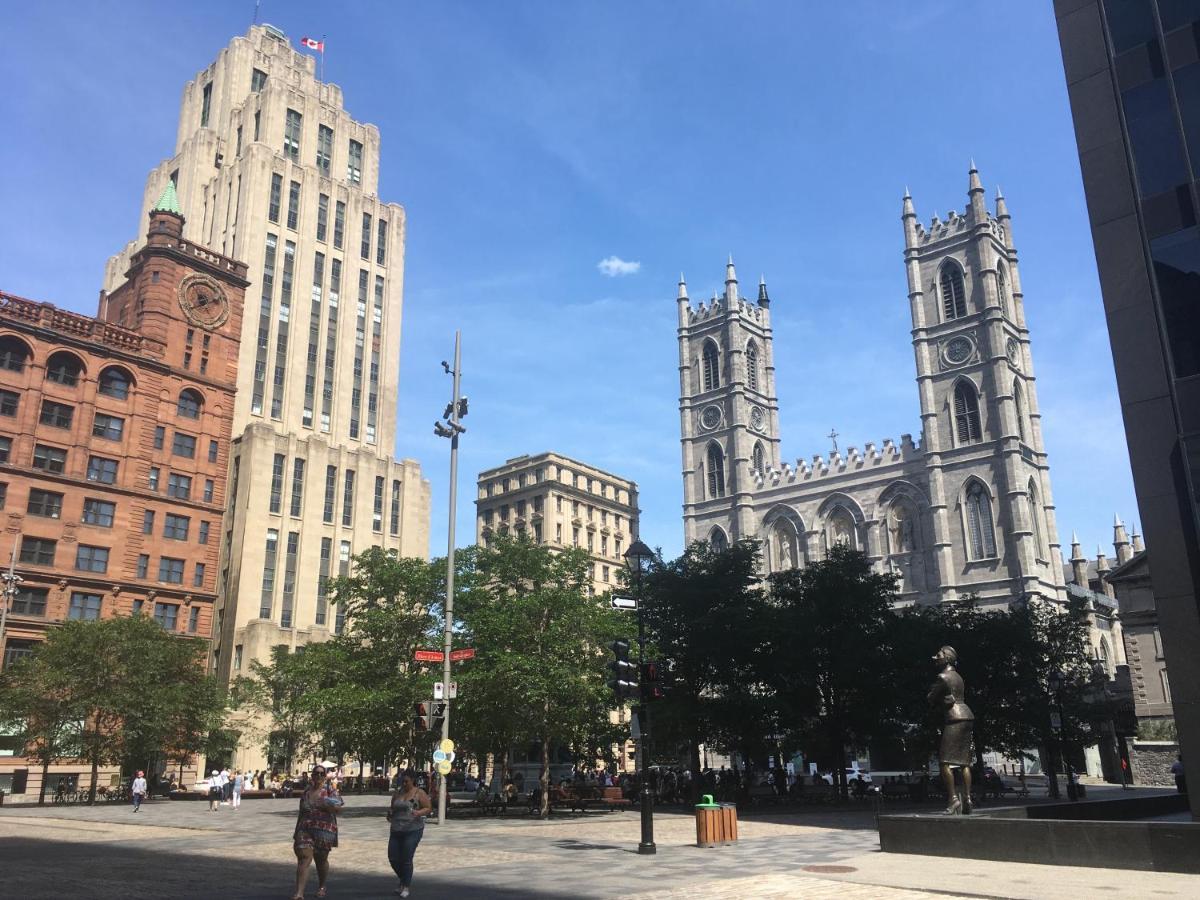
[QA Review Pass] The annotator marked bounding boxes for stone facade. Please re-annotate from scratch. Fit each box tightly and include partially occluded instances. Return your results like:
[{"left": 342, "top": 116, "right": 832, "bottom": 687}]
[
  {"left": 678, "top": 168, "right": 1066, "bottom": 608},
  {"left": 1107, "top": 549, "right": 1174, "bottom": 724},
  {"left": 102, "top": 25, "right": 431, "bottom": 772},
  {"left": 0, "top": 196, "right": 247, "bottom": 798},
  {"left": 1128, "top": 740, "right": 1181, "bottom": 788},
  {"left": 475, "top": 452, "right": 639, "bottom": 596}
]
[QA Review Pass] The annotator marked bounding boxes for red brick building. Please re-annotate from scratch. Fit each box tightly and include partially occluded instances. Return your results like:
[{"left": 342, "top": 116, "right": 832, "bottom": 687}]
[{"left": 0, "top": 185, "right": 246, "bottom": 797}]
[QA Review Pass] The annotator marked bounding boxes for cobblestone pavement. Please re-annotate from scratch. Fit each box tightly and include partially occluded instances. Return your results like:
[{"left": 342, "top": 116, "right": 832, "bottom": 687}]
[{"left": 2, "top": 795, "right": 1196, "bottom": 899}]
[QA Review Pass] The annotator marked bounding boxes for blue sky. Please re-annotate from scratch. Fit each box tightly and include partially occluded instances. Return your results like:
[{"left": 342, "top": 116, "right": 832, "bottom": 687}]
[{"left": 1, "top": 1, "right": 1138, "bottom": 562}]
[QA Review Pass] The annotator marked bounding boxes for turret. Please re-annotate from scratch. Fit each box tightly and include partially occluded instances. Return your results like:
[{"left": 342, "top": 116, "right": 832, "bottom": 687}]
[
  {"left": 994, "top": 185, "right": 1013, "bottom": 250},
  {"left": 1132, "top": 526, "right": 1145, "bottom": 554},
  {"left": 676, "top": 273, "right": 689, "bottom": 327},
  {"left": 147, "top": 180, "right": 184, "bottom": 244},
  {"left": 1113, "top": 513, "right": 1132, "bottom": 564},
  {"left": 1096, "top": 546, "right": 1115, "bottom": 598},
  {"left": 1070, "top": 531, "right": 1090, "bottom": 588},
  {"left": 968, "top": 160, "right": 986, "bottom": 222},
  {"left": 902, "top": 188, "right": 919, "bottom": 249},
  {"left": 757, "top": 275, "right": 769, "bottom": 307},
  {"left": 724, "top": 255, "right": 738, "bottom": 303}
]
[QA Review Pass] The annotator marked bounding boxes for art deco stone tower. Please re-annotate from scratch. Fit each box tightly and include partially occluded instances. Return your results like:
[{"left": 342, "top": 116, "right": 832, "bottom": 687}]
[{"left": 104, "top": 25, "right": 430, "bottom": 770}]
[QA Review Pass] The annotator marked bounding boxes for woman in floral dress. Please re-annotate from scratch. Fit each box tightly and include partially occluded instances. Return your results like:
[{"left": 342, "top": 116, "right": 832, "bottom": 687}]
[{"left": 292, "top": 765, "right": 344, "bottom": 899}]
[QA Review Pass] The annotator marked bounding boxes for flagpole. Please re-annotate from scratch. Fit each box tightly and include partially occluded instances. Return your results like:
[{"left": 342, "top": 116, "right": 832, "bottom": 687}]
[
  {"left": 321, "top": 34, "right": 326, "bottom": 82},
  {"left": 253, "top": 0, "right": 260, "bottom": 25}
]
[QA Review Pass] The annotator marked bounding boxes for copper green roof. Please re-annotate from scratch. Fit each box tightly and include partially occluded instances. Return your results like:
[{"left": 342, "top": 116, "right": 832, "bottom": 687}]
[{"left": 153, "top": 180, "right": 181, "bottom": 215}]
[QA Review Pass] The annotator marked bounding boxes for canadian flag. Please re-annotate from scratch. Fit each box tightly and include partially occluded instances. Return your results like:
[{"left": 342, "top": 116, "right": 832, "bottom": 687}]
[{"left": 300, "top": 37, "right": 324, "bottom": 51}]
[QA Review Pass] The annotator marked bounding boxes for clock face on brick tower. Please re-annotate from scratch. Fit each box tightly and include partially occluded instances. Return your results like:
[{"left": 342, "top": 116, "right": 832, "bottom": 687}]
[{"left": 178, "top": 274, "right": 230, "bottom": 329}]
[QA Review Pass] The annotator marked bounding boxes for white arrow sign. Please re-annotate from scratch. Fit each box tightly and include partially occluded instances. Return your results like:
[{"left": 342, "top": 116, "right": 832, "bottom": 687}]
[{"left": 611, "top": 595, "right": 638, "bottom": 610}]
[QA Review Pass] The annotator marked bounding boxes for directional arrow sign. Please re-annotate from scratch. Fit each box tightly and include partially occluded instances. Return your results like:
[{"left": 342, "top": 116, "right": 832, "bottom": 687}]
[
  {"left": 414, "top": 650, "right": 444, "bottom": 663},
  {"left": 449, "top": 648, "right": 476, "bottom": 662},
  {"left": 610, "top": 596, "right": 638, "bottom": 610}
]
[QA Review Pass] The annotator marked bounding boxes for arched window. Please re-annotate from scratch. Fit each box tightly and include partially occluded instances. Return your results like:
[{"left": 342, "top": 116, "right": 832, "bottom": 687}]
[
  {"left": 706, "top": 443, "right": 726, "bottom": 499},
  {"left": 1098, "top": 637, "right": 1112, "bottom": 677},
  {"left": 1012, "top": 379, "right": 1027, "bottom": 442},
  {"left": 702, "top": 340, "right": 721, "bottom": 391},
  {"left": 177, "top": 388, "right": 204, "bottom": 419},
  {"left": 98, "top": 366, "right": 133, "bottom": 400},
  {"left": 45, "top": 351, "right": 84, "bottom": 387},
  {"left": 745, "top": 341, "right": 759, "bottom": 392},
  {"left": 0, "top": 336, "right": 31, "bottom": 373},
  {"left": 964, "top": 482, "right": 997, "bottom": 559},
  {"left": 751, "top": 442, "right": 765, "bottom": 477},
  {"left": 997, "top": 264, "right": 1011, "bottom": 318},
  {"left": 940, "top": 264, "right": 967, "bottom": 320},
  {"left": 1028, "top": 479, "right": 1045, "bottom": 558},
  {"left": 954, "top": 381, "right": 982, "bottom": 444},
  {"left": 710, "top": 527, "right": 729, "bottom": 553}
]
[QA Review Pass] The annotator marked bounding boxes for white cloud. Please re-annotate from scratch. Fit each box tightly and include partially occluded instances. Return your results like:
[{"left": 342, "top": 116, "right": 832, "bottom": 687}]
[{"left": 597, "top": 255, "right": 641, "bottom": 277}]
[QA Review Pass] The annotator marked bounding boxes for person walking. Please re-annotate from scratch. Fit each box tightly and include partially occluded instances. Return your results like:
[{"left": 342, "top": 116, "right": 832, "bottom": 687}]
[
  {"left": 208, "top": 770, "right": 223, "bottom": 812},
  {"left": 232, "top": 770, "right": 244, "bottom": 809},
  {"left": 387, "top": 770, "right": 432, "bottom": 898},
  {"left": 131, "top": 770, "right": 148, "bottom": 813},
  {"left": 292, "top": 764, "right": 343, "bottom": 900},
  {"left": 220, "top": 767, "right": 232, "bottom": 805},
  {"left": 1171, "top": 754, "right": 1186, "bottom": 794}
]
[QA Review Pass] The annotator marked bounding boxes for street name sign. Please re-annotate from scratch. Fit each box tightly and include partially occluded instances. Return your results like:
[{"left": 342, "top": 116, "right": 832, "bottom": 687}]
[
  {"left": 414, "top": 650, "right": 444, "bottom": 663},
  {"left": 449, "top": 648, "right": 476, "bottom": 662}
]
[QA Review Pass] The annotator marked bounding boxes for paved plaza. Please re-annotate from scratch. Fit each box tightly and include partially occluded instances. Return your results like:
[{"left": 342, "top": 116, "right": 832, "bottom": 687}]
[{"left": 1, "top": 792, "right": 1197, "bottom": 899}]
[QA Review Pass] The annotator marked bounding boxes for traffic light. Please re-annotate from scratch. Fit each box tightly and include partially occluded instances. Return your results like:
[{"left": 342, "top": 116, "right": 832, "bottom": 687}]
[
  {"left": 641, "top": 660, "right": 664, "bottom": 702},
  {"left": 608, "top": 639, "right": 638, "bottom": 700},
  {"left": 431, "top": 701, "right": 447, "bottom": 733},
  {"left": 414, "top": 702, "right": 432, "bottom": 731}
]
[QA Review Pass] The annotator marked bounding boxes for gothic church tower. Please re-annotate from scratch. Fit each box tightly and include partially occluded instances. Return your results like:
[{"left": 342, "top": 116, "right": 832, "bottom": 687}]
[
  {"left": 678, "top": 260, "right": 780, "bottom": 547},
  {"left": 903, "top": 165, "right": 1064, "bottom": 601}
]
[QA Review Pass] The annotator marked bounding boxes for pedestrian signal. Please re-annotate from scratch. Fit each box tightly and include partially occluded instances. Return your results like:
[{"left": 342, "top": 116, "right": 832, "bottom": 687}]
[
  {"left": 641, "top": 660, "right": 664, "bottom": 702},
  {"left": 607, "top": 639, "right": 638, "bottom": 700},
  {"left": 414, "top": 702, "right": 432, "bottom": 731}
]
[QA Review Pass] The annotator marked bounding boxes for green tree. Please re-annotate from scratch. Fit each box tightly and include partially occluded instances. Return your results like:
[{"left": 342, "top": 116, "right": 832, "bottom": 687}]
[
  {"left": 639, "top": 539, "right": 768, "bottom": 794},
  {"left": 766, "top": 544, "right": 901, "bottom": 800},
  {"left": 456, "top": 534, "right": 623, "bottom": 816},
  {"left": 0, "top": 651, "right": 84, "bottom": 804},
  {"left": 0, "top": 616, "right": 224, "bottom": 802},
  {"left": 238, "top": 644, "right": 316, "bottom": 773}
]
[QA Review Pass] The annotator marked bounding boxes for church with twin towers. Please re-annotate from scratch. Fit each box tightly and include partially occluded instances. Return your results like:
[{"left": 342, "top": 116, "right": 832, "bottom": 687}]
[{"left": 678, "top": 166, "right": 1067, "bottom": 607}]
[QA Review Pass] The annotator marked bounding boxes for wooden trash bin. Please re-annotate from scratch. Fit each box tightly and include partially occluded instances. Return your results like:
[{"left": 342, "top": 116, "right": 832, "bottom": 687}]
[{"left": 695, "top": 800, "right": 738, "bottom": 847}]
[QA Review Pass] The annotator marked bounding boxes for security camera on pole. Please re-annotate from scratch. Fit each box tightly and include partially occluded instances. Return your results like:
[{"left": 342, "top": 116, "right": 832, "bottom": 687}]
[{"left": 432, "top": 333, "right": 467, "bottom": 825}]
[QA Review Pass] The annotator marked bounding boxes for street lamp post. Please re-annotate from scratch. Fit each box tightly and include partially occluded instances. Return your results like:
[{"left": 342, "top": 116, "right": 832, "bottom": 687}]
[
  {"left": 0, "top": 538, "right": 22, "bottom": 667},
  {"left": 623, "top": 538, "right": 655, "bottom": 856},
  {"left": 433, "top": 332, "right": 466, "bottom": 826}
]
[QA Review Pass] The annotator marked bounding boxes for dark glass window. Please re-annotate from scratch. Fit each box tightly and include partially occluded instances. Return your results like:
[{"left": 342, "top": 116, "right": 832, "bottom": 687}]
[
  {"left": 154, "top": 602, "right": 178, "bottom": 630},
  {"left": 348, "top": 139, "right": 363, "bottom": 183},
  {"left": 284, "top": 109, "right": 302, "bottom": 162},
  {"left": 0, "top": 336, "right": 30, "bottom": 372},
  {"left": 177, "top": 390, "right": 203, "bottom": 419},
  {"left": 158, "top": 557, "right": 185, "bottom": 584},
  {"left": 68, "top": 592, "right": 102, "bottom": 620},
  {"left": 317, "top": 125, "right": 333, "bottom": 174},
  {"left": 0, "top": 437, "right": 9, "bottom": 463},
  {"left": 342, "top": 469, "right": 355, "bottom": 526},
  {"left": 75, "top": 544, "right": 109, "bottom": 573},
  {"left": 12, "top": 587, "right": 48, "bottom": 617},
  {"left": 31, "top": 446, "right": 66, "bottom": 475},
  {"left": 361, "top": 212, "right": 372, "bottom": 259},
  {"left": 148, "top": 466, "right": 160, "bottom": 491},
  {"left": 203, "top": 478, "right": 214, "bottom": 503},
  {"left": 290, "top": 458, "right": 305, "bottom": 517},
  {"left": 1103, "top": 0, "right": 1157, "bottom": 54},
  {"left": 19, "top": 537, "right": 56, "bottom": 566},
  {"left": 268, "top": 173, "right": 282, "bottom": 223},
  {"left": 154, "top": 426, "right": 165, "bottom": 449},
  {"left": 334, "top": 201, "right": 345, "bottom": 249},
  {"left": 1174, "top": 62, "right": 1200, "bottom": 176},
  {"left": 200, "top": 81, "right": 212, "bottom": 127},
  {"left": 39, "top": 400, "right": 74, "bottom": 429},
  {"left": 172, "top": 432, "right": 196, "bottom": 458},
  {"left": 188, "top": 605, "right": 200, "bottom": 633},
  {"left": 1149, "top": 227, "right": 1200, "bottom": 377},
  {"left": 209, "top": 439, "right": 219, "bottom": 463},
  {"left": 0, "top": 389, "right": 17, "bottom": 416},
  {"left": 167, "top": 473, "right": 193, "bottom": 500},
  {"left": 86, "top": 455, "right": 118, "bottom": 484},
  {"left": 136, "top": 554, "right": 149, "bottom": 578},
  {"left": 317, "top": 193, "right": 329, "bottom": 242},
  {"left": 98, "top": 366, "right": 131, "bottom": 399},
  {"left": 27, "top": 489, "right": 64, "bottom": 519},
  {"left": 287, "top": 180, "right": 301, "bottom": 230},
  {"left": 164, "top": 514, "right": 190, "bottom": 541},
  {"left": 143, "top": 510, "right": 155, "bottom": 534},
  {"left": 199, "top": 521, "right": 210, "bottom": 544},
  {"left": 92, "top": 413, "right": 124, "bottom": 441},
  {"left": 45, "top": 352, "right": 83, "bottom": 386},
  {"left": 82, "top": 498, "right": 116, "bottom": 527},
  {"left": 323, "top": 465, "right": 337, "bottom": 523},
  {"left": 1122, "top": 79, "right": 1190, "bottom": 196},
  {"left": 954, "top": 381, "right": 984, "bottom": 444},
  {"left": 270, "top": 453, "right": 286, "bottom": 513},
  {"left": 251, "top": 68, "right": 267, "bottom": 92},
  {"left": 1158, "top": 0, "right": 1200, "bottom": 31}
]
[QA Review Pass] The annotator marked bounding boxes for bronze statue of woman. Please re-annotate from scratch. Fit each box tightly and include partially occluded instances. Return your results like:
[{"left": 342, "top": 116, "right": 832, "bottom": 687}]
[{"left": 927, "top": 645, "right": 974, "bottom": 814}]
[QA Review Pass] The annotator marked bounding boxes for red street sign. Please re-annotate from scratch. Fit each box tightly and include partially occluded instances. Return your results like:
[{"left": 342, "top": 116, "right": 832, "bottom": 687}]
[
  {"left": 449, "top": 648, "right": 476, "bottom": 662},
  {"left": 414, "top": 650, "right": 444, "bottom": 663}
]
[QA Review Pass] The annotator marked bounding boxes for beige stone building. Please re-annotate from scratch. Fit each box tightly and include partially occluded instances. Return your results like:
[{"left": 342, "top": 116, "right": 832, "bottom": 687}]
[
  {"left": 475, "top": 453, "right": 639, "bottom": 595},
  {"left": 104, "top": 24, "right": 430, "bottom": 771}
]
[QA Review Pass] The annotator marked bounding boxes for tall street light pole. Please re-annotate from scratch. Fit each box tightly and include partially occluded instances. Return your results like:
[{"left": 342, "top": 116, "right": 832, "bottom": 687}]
[
  {"left": 0, "top": 538, "right": 22, "bottom": 665},
  {"left": 623, "top": 538, "right": 655, "bottom": 856},
  {"left": 433, "top": 332, "right": 466, "bottom": 826}
]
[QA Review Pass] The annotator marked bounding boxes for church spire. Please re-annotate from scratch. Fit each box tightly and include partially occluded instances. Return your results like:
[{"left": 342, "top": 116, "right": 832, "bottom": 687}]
[
  {"left": 724, "top": 255, "right": 738, "bottom": 302},
  {"left": 968, "top": 161, "right": 986, "bottom": 221},
  {"left": 677, "top": 272, "right": 688, "bottom": 301},
  {"left": 757, "top": 274, "right": 769, "bottom": 306}
]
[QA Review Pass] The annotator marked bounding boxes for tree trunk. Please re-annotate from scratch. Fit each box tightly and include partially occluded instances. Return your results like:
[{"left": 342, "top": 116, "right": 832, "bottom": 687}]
[
  {"left": 689, "top": 731, "right": 703, "bottom": 803},
  {"left": 88, "top": 731, "right": 100, "bottom": 805},
  {"left": 539, "top": 734, "right": 551, "bottom": 819},
  {"left": 39, "top": 755, "right": 49, "bottom": 806}
]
